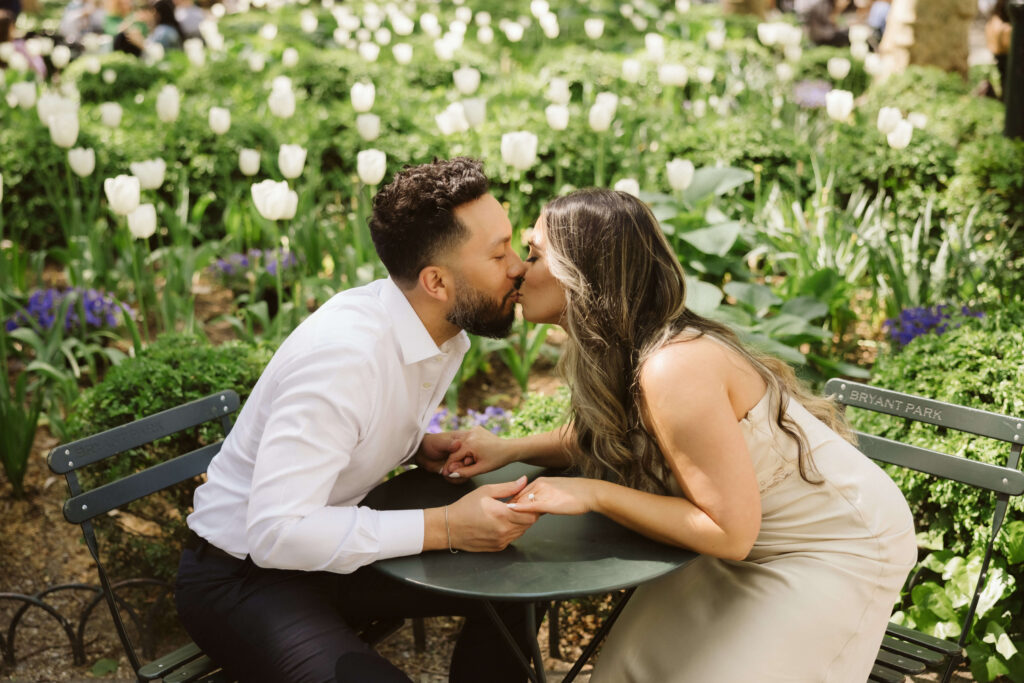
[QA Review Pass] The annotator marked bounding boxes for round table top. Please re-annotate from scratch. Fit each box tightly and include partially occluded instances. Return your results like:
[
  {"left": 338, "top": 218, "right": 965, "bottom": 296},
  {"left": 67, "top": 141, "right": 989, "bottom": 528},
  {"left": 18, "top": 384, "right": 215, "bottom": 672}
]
[{"left": 363, "top": 463, "right": 697, "bottom": 602}]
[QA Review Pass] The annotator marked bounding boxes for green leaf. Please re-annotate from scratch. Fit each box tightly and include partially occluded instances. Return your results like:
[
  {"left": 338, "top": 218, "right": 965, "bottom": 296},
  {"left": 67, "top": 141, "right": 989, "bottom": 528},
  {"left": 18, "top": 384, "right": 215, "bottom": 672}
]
[
  {"left": 90, "top": 658, "right": 119, "bottom": 676},
  {"left": 779, "top": 296, "right": 829, "bottom": 321},
  {"left": 755, "top": 314, "right": 830, "bottom": 342},
  {"left": 678, "top": 221, "right": 742, "bottom": 257},
  {"left": 739, "top": 332, "right": 806, "bottom": 365},
  {"left": 987, "top": 655, "right": 1011, "bottom": 680},
  {"left": 983, "top": 621, "right": 1019, "bottom": 660},
  {"left": 683, "top": 277, "right": 723, "bottom": 316},
  {"left": 976, "top": 566, "right": 1013, "bottom": 618},
  {"left": 682, "top": 166, "right": 755, "bottom": 204},
  {"left": 723, "top": 281, "right": 782, "bottom": 314},
  {"left": 911, "top": 581, "right": 957, "bottom": 621},
  {"left": 999, "top": 520, "right": 1024, "bottom": 564}
]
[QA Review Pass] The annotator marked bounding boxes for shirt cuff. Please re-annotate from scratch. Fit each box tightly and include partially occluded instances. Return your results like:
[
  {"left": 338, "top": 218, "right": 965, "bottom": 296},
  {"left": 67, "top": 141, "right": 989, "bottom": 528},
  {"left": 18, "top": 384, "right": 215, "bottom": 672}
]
[{"left": 376, "top": 509, "right": 425, "bottom": 560}]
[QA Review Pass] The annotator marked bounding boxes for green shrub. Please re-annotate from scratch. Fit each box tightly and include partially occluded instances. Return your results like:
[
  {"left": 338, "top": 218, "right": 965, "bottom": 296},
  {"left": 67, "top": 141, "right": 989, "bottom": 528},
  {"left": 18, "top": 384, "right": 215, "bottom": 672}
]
[
  {"left": 851, "top": 303, "right": 1024, "bottom": 681},
  {"left": 65, "top": 333, "right": 273, "bottom": 582},
  {"left": 507, "top": 386, "right": 570, "bottom": 438}
]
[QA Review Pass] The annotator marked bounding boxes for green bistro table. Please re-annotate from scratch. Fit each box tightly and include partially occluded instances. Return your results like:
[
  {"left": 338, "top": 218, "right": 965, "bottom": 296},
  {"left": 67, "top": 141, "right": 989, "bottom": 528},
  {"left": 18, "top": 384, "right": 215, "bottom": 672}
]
[{"left": 363, "top": 463, "right": 698, "bottom": 683}]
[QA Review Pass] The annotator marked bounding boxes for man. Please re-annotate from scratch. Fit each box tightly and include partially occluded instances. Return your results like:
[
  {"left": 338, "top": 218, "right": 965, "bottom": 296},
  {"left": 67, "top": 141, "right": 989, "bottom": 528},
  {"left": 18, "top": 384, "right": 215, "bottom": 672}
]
[{"left": 175, "top": 158, "right": 538, "bottom": 682}]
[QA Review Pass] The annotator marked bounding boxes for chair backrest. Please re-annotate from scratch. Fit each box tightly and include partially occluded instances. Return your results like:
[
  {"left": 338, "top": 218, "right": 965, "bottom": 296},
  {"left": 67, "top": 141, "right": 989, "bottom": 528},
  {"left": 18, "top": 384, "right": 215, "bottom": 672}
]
[
  {"left": 47, "top": 390, "right": 240, "bottom": 676},
  {"left": 824, "top": 379, "right": 1024, "bottom": 651}
]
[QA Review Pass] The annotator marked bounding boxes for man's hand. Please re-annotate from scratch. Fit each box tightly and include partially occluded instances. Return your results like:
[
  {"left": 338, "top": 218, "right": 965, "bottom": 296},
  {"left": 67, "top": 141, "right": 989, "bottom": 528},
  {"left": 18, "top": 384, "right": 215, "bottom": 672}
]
[
  {"left": 415, "top": 432, "right": 466, "bottom": 480},
  {"left": 440, "top": 426, "right": 515, "bottom": 480},
  {"left": 440, "top": 476, "right": 540, "bottom": 552}
]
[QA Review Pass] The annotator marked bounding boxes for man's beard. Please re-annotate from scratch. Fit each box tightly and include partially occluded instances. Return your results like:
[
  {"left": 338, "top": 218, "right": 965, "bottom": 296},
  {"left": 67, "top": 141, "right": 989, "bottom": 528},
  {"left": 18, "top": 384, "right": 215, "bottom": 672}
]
[{"left": 445, "top": 278, "right": 517, "bottom": 339}]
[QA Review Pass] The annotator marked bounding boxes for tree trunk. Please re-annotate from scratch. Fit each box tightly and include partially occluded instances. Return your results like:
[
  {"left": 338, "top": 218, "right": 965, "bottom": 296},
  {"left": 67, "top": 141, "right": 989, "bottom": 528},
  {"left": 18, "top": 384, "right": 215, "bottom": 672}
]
[{"left": 879, "top": 0, "right": 977, "bottom": 78}]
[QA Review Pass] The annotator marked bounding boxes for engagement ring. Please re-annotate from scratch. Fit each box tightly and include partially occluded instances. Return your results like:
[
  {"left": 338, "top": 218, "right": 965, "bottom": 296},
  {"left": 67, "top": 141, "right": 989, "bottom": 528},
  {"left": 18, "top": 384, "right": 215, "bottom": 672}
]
[{"left": 528, "top": 493, "right": 535, "bottom": 501}]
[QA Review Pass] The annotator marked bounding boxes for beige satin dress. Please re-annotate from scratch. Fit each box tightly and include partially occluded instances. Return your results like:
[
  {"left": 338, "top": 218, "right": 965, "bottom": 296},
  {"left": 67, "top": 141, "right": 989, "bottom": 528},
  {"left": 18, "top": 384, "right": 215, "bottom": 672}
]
[{"left": 592, "top": 391, "right": 917, "bottom": 683}]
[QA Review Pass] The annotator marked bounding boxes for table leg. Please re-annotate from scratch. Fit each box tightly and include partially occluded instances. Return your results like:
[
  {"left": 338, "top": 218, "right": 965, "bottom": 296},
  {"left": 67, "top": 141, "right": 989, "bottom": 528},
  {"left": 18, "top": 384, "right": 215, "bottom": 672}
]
[
  {"left": 562, "top": 587, "right": 636, "bottom": 683},
  {"left": 482, "top": 600, "right": 545, "bottom": 683}
]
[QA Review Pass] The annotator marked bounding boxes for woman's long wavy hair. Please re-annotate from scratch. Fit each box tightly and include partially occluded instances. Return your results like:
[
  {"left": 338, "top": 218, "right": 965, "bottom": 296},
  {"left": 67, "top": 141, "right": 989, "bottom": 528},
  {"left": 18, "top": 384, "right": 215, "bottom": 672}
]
[{"left": 541, "top": 189, "right": 853, "bottom": 495}]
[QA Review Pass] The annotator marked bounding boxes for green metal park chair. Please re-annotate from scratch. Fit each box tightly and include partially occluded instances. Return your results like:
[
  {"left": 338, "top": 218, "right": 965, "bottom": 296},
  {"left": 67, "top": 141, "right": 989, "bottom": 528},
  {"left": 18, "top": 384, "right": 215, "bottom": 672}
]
[
  {"left": 825, "top": 379, "right": 1024, "bottom": 683},
  {"left": 47, "top": 390, "right": 241, "bottom": 682}
]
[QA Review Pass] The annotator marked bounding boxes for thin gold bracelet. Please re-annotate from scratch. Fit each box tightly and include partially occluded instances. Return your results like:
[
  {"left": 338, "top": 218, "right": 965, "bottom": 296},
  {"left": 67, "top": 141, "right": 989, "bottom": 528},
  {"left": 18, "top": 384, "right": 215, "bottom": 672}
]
[{"left": 444, "top": 505, "right": 459, "bottom": 554}]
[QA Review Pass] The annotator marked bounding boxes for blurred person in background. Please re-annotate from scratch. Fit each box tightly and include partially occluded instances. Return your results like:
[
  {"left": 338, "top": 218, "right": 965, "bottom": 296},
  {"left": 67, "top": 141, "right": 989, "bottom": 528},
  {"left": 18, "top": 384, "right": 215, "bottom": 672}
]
[
  {"left": 58, "top": 0, "right": 106, "bottom": 47},
  {"left": 172, "top": 0, "right": 204, "bottom": 39},
  {"left": 147, "top": 0, "right": 182, "bottom": 49}
]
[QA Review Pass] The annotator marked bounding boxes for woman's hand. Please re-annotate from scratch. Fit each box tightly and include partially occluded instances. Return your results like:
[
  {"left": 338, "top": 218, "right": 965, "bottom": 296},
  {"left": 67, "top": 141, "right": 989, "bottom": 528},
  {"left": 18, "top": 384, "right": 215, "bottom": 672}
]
[
  {"left": 505, "top": 476, "right": 600, "bottom": 516},
  {"left": 415, "top": 432, "right": 466, "bottom": 481},
  {"left": 440, "top": 426, "right": 516, "bottom": 480}
]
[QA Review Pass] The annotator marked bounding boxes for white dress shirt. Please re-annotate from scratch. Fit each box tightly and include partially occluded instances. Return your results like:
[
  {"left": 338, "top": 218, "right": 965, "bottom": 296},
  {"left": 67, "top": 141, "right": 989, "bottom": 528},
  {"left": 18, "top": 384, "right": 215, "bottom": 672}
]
[{"left": 188, "top": 278, "right": 470, "bottom": 574}]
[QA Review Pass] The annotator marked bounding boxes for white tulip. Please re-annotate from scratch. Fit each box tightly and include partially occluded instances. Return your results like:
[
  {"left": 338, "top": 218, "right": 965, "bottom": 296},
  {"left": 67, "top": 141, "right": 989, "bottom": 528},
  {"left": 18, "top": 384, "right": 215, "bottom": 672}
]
[
  {"left": 824, "top": 89, "right": 854, "bottom": 122},
  {"left": 51, "top": 44, "right": 71, "bottom": 69},
  {"left": 449, "top": 21, "right": 467, "bottom": 38},
  {"left": 864, "top": 53, "right": 883, "bottom": 76},
  {"left": 48, "top": 112, "right": 79, "bottom": 148},
  {"left": 143, "top": 42, "right": 165, "bottom": 64},
  {"left": 356, "top": 113, "right": 381, "bottom": 141},
  {"left": 779, "top": 24, "right": 803, "bottom": 48},
  {"left": 876, "top": 107, "right": 902, "bottom": 135},
  {"left": 677, "top": 0, "right": 692, "bottom": 9},
  {"left": 130, "top": 159, "right": 166, "bottom": 190},
  {"left": 392, "top": 42, "right": 413, "bottom": 64},
  {"left": 102, "top": 68, "right": 117, "bottom": 84},
  {"left": 333, "top": 28, "right": 350, "bottom": 45},
  {"left": 25, "top": 36, "right": 53, "bottom": 56},
  {"left": 500, "top": 131, "right": 539, "bottom": 172},
  {"left": 695, "top": 66, "right": 715, "bottom": 85},
  {"left": 391, "top": 13, "right": 414, "bottom": 35},
  {"left": 850, "top": 41, "right": 869, "bottom": 60},
  {"left": 356, "top": 148, "right": 387, "bottom": 185},
  {"left": 374, "top": 28, "right": 392, "bottom": 45},
  {"left": 260, "top": 23, "right": 278, "bottom": 40},
  {"left": 100, "top": 102, "right": 123, "bottom": 128},
  {"left": 11, "top": 82, "right": 36, "bottom": 109},
  {"left": 268, "top": 87, "right": 296, "bottom": 118},
  {"left": 596, "top": 91, "right": 619, "bottom": 113},
  {"left": 300, "top": 10, "right": 318, "bottom": 33},
  {"left": 886, "top": 120, "right": 913, "bottom": 150},
  {"left": 693, "top": 99, "right": 707, "bottom": 118},
  {"left": 82, "top": 55, "right": 101, "bottom": 74},
  {"left": 547, "top": 77, "right": 571, "bottom": 105},
  {"left": 849, "top": 24, "right": 873, "bottom": 45},
  {"left": 37, "top": 92, "right": 77, "bottom": 124},
  {"left": 278, "top": 144, "right": 307, "bottom": 180},
  {"left": 539, "top": 13, "right": 559, "bottom": 39},
  {"left": 435, "top": 102, "right": 470, "bottom": 135},
  {"left": 545, "top": 104, "right": 569, "bottom": 131},
  {"left": 644, "top": 33, "right": 665, "bottom": 62},
  {"left": 462, "top": 97, "right": 486, "bottom": 128},
  {"left": 775, "top": 62, "right": 795, "bottom": 81},
  {"left": 248, "top": 53, "right": 266, "bottom": 72},
  {"left": 784, "top": 44, "right": 802, "bottom": 62},
  {"left": 827, "top": 57, "right": 851, "bottom": 80},
  {"left": 68, "top": 148, "right": 96, "bottom": 177},
  {"left": 453, "top": 66, "right": 481, "bottom": 95},
  {"left": 282, "top": 47, "right": 300, "bottom": 67},
  {"left": 420, "top": 12, "right": 441, "bottom": 37},
  {"left": 530, "top": 0, "right": 549, "bottom": 18},
  {"left": 359, "top": 42, "right": 381, "bottom": 61},
  {"left": 251, "top": 179, "right": 298, "bottom": 221},
  {"left": 127, "top": 203, "right": 157, "bottom": 240},
  {"left": 614, "top": 178, "right": 640, "bottom": 197},
  {"left": 475, "top": 11, "right": 491, "bottom": 26},
  {"left": 584, "top": 18, "right": 604, "bottom": 39},
  {"left": 589, "top": 102, "right": 615, "bottom": 132},
  {"left": 104, "top": 175, "right": 141, "bottom": 216},
  {"left": 908, "top": 112, "right": 928, "bottom": 129},
  {"left": 239, "top": 148, "right": 261, "bottom": 176},
  {"left": 658, "top": 63, "right": 689, "bottom": 87},
  {"left": 433, "top": 37, "right": 456, "bottom": 61},
  {"left": 156, "top": 85, "right": 180, "bottom": 123},
  {"left": 503, "top": 22, "right": 524, "bottom": 42},
  {"left": 184, "top": 38, "right": 205, "bottom": 67},
  {"left": 209, "top": 107, "right": 231, "bottom": 134},
  {"left": 477, "top": 25, "right": 494, "bottom": 44},
  {"left": 622, "top": 58, "right": 643, "bottom": 83},
  {"left": 666, "top": 159, "right": 695, "bottom": 192},
  {"left": 455, "top": 6, "right": 473, "bottom": 24},
  {"left": 351, "top": 82, "right": 375, "bottom": 112},
  {"left": 706, "top": 28, "right": 725, "bottom": 50}
]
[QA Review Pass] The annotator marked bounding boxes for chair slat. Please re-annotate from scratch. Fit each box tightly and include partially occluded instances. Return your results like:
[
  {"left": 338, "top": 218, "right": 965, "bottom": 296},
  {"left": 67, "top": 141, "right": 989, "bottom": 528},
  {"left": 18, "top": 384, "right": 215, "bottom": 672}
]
[
  {"left": 825, "top": 379, "right": 1024, "bottom": 443},
  {"left": 138, "top": 641, "right": 205, "bottom": 680},
  {"left": 868, "top": 662, "right": 905, "bottom": 683},
  {"left": 63, "top": 443, "right": 222, "bottom": 524},
  {"left": 162, "top": 655, "right": 222, "bottom": 683},
  {"left": 885, "top": 623, "right": 962, "bottom": 656},
  {"left": 48, "top": 391, "right": 239, "bottom": 473},
  {"left": 880, "top": 635, "right": 945, "bottom": 666},
  {"left": 854, "top": 433, "right": 1024, "bottom": 495},
  {"left": 876, "top": 647, "right": 927, "bottom": 674}
]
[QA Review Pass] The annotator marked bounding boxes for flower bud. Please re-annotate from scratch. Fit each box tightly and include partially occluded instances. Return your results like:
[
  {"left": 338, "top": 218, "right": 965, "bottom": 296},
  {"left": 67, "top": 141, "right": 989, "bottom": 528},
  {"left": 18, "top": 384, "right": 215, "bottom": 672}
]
[
  {"left": 100, "top": 102, "right": 123, "bottom": 128},
  {"left": 356, "top": 113, "right": 381, "bottom": 141},
  {"left": 278, "top": 144, "right": 307, "bottom": 180},
  {"left": 251, "top": 179, "right": 298, "bottom": 221},
  {"left": 356, "top": 148, "right": 387, "bottom": 185},
  {"left": 666, "top": 158, "right": 695, "bottom": 192},
  {"left": 500, "top": 131, "right": 538, "bottom": 172},
  {"left": 209, "top": 106, "right": 231, "bottom": 134},
  {"left": 351, "top": 81, "right": 375, "bottom": 112},
  {"left": 127, "top": 203, "right": 157, "bottom": 240},
  {"left": 614, "top": 178, "right": 640, "bottom": 197},
  {"left": 545, "top": 104, "right": 569, "bottom": 131},
  {"left": 239, "top": 148, "right": 261, "bottom": 176},
  {"left": 104, "top": 175, "right": 141, "bottom": 216},
  {"left": 68, "top": 148, "right": 96, "bottom": 178},
  {"left": 130, "top": 158, "right": 167, "bottom": 190},
  {"left": 156, "top": 85, "right": 180, "bottom": 123}
]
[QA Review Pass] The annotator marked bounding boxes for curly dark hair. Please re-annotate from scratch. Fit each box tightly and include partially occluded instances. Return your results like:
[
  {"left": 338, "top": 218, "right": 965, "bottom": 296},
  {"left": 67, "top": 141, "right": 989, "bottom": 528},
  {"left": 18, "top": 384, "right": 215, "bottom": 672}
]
[{"left": 369, "top": 157, "right": 490, "bottom": 286}]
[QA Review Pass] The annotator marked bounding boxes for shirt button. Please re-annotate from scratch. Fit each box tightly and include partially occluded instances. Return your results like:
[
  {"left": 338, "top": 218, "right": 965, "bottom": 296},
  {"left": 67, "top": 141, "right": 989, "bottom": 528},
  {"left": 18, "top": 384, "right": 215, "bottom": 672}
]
[{"left": 422, "top": 382, "right": 433, "bottom": 389}]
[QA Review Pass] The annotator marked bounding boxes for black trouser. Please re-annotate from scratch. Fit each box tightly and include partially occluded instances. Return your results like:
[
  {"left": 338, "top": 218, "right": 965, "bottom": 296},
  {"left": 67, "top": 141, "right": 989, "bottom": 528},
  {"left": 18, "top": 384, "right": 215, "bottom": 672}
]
[{"left": 175, "top": 545, "right": 542, "bottom": 683}]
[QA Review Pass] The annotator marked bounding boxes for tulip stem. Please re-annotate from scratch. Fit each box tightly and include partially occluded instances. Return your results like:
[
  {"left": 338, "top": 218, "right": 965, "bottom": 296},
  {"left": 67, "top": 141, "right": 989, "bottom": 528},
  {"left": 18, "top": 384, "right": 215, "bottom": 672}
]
[
  {"left": 130, "top": 236, "right": 150, "bottom": 342},
  {"left": 63, "top": 160, "right": 83, "bottom": 287},
  {"left": 595, "top": 137, "right": 606, "bottom": 187}
]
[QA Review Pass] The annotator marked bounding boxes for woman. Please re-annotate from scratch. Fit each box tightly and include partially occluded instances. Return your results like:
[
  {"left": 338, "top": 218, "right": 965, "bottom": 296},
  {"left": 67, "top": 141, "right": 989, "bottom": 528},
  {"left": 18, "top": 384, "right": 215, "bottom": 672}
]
[{"left": 443, "top": 189, "right": 916, "bottom": 681}]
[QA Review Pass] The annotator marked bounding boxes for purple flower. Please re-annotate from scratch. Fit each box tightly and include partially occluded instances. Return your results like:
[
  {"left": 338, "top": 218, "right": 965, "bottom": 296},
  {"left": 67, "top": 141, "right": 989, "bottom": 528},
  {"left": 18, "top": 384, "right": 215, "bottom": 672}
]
[
  {"left": 793, "top": 79, "right": 831, "bottom": 109},
  {"left": 4, "top": 288, "right": 130, "bottom": 333},
  {"left": 884, "top": 304, "right": 984, "bottom": 348}
]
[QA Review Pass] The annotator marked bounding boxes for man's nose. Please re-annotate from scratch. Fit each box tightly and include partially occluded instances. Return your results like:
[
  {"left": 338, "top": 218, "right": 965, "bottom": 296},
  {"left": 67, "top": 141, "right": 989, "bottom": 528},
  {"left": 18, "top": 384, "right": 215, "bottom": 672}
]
[{"left": 506, "top": 250, "right": 526, "bottom": 279}]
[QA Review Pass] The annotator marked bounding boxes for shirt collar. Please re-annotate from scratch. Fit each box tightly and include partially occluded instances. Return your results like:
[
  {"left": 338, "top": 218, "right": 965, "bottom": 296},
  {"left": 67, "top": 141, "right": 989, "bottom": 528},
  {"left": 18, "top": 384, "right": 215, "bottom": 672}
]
[{"left": 381, "top": 278, "right": 470, "bottom": 365}]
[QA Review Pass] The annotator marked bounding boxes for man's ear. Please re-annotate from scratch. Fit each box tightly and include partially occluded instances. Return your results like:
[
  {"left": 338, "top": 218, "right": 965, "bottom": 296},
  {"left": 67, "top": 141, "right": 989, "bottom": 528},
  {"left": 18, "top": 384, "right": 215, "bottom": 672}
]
[{"left": 417, "top": 265, "right": 452, "bottom": 303}]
